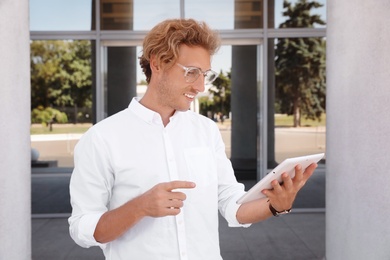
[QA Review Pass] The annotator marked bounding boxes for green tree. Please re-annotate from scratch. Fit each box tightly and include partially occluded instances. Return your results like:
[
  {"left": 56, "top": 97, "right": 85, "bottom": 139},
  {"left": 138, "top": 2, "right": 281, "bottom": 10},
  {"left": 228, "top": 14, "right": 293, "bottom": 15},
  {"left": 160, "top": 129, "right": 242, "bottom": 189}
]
[
  {"left": 30, "top": 40, "right": 92, "bottom": 123},
  {"left": 199, "top": 70, "right": 231, "bottom": 118},
  {"left": 209, "top": 70, "right": 231, "bottom": 116},
  {"left": 275, "top": 0, "right": 326, "bottom": 127},
  {"left": 198, "top": 96, "right": 215, "bottom": 118},
  {"left": 31, "top": 106, "right": 68, "bottom": 131}
]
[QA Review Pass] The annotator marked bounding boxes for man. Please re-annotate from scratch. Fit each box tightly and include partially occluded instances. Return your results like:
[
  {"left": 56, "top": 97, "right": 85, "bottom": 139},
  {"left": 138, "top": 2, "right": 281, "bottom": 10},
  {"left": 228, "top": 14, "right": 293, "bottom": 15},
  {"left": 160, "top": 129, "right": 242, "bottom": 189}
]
[{"left": 69, "top": 18, "right": 317, "bottom": 259}]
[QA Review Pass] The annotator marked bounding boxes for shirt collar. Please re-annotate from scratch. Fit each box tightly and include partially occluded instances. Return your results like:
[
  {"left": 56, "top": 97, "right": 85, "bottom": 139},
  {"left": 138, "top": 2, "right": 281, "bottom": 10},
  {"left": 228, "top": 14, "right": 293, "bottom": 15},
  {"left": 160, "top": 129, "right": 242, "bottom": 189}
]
[
  {"left": 128, "top": 97, "right": 160, "bottom": 125},
  {"left": 129, "top": 97, "right": 183, "bottom": 125}
]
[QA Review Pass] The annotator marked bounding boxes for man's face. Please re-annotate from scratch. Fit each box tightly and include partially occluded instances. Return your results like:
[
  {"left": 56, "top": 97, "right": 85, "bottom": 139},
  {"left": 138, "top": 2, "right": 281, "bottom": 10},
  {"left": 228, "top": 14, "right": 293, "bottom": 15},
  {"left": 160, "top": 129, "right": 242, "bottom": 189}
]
[{"left": 156, "top": 45, "right": 211, "bottom": 112}]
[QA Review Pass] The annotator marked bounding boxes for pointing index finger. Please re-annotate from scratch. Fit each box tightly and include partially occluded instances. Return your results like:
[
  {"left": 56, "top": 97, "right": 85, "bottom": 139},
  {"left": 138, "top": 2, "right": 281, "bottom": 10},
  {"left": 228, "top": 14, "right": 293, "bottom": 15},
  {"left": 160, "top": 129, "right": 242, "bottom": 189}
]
[{"left": 164, "top": 181, "right": 196, "bottom": 191}]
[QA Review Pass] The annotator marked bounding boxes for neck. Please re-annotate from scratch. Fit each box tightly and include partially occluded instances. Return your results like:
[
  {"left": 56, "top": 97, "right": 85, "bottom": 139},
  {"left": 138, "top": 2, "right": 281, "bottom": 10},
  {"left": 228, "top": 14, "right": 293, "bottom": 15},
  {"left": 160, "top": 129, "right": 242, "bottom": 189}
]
[{"left": 139, "top": 91, "right": 174, "bottom": 127}]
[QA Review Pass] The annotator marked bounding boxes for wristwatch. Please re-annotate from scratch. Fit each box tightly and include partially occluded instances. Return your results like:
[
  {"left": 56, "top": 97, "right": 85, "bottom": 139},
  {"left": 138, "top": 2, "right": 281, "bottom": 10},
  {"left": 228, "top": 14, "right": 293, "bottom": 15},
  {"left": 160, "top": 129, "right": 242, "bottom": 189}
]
[{"left": 269, "top": 203, "right": 292, "bottom": 217}]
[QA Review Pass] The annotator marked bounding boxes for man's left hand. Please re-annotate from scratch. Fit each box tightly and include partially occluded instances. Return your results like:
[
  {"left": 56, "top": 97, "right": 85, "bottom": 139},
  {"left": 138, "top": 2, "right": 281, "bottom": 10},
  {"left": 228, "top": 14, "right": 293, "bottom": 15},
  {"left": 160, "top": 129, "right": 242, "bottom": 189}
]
[{"left": 262, "top": 163, "right": 318, "bottom": 212}]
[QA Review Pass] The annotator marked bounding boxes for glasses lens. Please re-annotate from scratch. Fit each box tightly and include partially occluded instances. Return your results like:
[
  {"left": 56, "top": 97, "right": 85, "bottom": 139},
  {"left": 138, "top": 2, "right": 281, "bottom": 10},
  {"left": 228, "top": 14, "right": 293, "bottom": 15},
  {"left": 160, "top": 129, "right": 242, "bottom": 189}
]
[
  {"left": 204, "top": 70, "right": 218, "bottom": 84},
  {"left": 185, "top": 67, "right": 201, "bottom": 83},
  {"left": 182, "top": 65, "right": 218, "bottom": 84}
]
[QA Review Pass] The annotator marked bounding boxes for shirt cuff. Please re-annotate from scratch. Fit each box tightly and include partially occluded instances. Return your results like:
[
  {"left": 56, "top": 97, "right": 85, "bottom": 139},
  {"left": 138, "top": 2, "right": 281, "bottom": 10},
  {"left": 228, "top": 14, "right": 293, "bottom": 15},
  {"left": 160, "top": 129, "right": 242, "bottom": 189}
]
[
  {"left": 225, "top": 192, "right": 251, "bottom": 228},
  {"left": 77, "top": 212, "right": 107, "bottom": 248}
]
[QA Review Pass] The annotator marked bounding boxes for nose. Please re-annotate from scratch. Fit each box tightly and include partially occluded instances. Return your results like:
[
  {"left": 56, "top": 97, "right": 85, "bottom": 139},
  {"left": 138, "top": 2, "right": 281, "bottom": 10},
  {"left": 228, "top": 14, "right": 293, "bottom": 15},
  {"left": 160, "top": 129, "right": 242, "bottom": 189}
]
[{"left": 193, "top": 74, "right": 206, "bottom": 93}]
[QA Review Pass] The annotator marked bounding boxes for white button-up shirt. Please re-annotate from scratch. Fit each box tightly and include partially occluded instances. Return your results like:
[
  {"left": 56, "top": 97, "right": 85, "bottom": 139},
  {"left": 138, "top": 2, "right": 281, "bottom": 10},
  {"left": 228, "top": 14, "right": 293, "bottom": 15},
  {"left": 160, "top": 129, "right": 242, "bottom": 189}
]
[{"left": 69, "top": 98, "right": 248, "bottom": 260}]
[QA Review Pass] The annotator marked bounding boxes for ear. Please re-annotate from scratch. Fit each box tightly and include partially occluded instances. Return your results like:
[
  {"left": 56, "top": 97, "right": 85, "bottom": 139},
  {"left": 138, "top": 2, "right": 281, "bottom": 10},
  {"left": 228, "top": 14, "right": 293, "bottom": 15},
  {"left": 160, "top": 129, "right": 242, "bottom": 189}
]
[{"left": 150, "top": 56, "right": 160, "bottom": 73}]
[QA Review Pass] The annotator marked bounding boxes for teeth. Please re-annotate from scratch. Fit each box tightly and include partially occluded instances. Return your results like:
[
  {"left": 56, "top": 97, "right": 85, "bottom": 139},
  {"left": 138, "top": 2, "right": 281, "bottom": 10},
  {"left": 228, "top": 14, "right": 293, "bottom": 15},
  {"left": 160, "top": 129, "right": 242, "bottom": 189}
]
[{"left": 184, "top": 93, "right": 195, "bottom": 99}]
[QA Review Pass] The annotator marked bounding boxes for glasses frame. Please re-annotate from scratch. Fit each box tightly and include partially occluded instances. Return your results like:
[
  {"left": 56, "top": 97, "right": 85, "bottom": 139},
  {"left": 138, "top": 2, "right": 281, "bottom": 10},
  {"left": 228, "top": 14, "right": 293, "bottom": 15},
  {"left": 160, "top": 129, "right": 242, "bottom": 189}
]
[{"left": 176, "top": 63, "right": 218, "bottom": 84}]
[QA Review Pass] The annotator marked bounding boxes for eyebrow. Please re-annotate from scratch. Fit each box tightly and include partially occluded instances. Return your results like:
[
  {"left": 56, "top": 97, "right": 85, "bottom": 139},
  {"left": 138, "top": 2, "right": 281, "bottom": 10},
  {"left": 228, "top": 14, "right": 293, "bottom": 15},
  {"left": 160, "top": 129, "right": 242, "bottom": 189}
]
[{"left": 177, "top": 63, "right": 211, "bottom": 72}]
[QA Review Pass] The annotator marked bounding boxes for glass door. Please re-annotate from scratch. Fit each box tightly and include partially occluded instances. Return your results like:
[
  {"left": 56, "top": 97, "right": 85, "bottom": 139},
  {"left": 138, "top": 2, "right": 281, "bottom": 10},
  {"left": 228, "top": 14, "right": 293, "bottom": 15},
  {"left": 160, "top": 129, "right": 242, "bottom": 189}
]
[{"left": 101, "top": 42, "right": 264, "bottom": 181}]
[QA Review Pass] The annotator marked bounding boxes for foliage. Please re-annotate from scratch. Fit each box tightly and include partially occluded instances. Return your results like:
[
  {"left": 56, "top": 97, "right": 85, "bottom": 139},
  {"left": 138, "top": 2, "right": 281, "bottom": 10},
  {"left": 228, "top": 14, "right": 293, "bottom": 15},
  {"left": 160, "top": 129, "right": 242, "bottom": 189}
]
[
  {"left": 199, "top": 70, "right": 231, "bottom": 118},
  {"left": 31, "top": 106, "right": 68, "bottom": 125},
  {"left": 198, "top": 96, "right": 214, "bottom": 117},
  {"left": 275, "top": 0, "right": 326, "bottom": 127},
  {"left": 30, "top": 40, "right": 92, "bottom": 123}
]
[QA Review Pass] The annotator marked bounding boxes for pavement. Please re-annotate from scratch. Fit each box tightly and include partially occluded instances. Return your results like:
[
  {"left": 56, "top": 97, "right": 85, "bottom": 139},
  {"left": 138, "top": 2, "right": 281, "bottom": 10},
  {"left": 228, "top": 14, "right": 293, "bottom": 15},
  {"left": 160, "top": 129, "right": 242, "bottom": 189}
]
[
  {"left": 31, "top": 126, "right": 326, "bottom": 260},
  {"left": 31, "top": 166, "right": 326, "bottom": 260},
  {"left": 32, "top": 213, "right": 325, "bottom": 260}
]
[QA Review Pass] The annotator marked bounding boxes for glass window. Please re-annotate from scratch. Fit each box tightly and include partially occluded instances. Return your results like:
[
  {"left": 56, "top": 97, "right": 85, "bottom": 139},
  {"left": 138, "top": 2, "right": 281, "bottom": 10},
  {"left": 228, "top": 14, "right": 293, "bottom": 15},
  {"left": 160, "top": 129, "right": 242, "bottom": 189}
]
[
  {"left": 30, "top": 40, "right": 93, "bottom": 168},
  {"left": 100, "top": 0, "right": 134, "bottom": 30},
  {"left": 233, "top": 0, "right": 263, "bottom": 29},
  {"left": 30, "top": 0, "right": 94, "bottom": 31},
  {"left": 101, "top": 0, "right": 180, "bottom": 30},
  {"left": 32, "top": 175, "right": 72, "bottom": 214},
  {"left": 202, "top": 46, "right": 233, "bottom": 158},
  {"left": 186, "top": 0, "right": 263, "bottom": 29},
  {"left": 102, "top": 46, "right": 138, "bottom": 117},
  {"left": 273, "top": 37, "right": 326, "bottom": 163},
  {"left": 272, "top": 0, "right": 326, "bottom": 28},
  {"left": 134, "top": 0, "right": 180, "bottom": 30},
  {"left": 185, "top": 0, "right": 235, "bottom": 29}
]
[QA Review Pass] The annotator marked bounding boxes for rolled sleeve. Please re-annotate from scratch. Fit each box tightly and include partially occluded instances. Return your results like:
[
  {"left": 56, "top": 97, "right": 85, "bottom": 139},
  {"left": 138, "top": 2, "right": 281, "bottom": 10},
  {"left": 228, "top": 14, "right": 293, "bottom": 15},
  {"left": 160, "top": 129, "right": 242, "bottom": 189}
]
[
  {"left": 222, "top": 190, "right": 251, "bottom": 228},
  {"left": 69, "top": 212, "right": 107, "bottom": 248},
  {"left": 68, "top": 128, "right": 114, "bottom": 249},
  {"left": 212, "top": 123, "right": 251, "bottom": 228}
]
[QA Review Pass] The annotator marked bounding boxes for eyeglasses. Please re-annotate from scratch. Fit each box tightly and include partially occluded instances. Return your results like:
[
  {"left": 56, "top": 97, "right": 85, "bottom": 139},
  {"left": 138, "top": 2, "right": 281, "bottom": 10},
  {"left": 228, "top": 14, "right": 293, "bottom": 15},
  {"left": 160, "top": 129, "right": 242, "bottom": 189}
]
[{"left": 176, "top": 63, "right": 218, "bottom": 85}]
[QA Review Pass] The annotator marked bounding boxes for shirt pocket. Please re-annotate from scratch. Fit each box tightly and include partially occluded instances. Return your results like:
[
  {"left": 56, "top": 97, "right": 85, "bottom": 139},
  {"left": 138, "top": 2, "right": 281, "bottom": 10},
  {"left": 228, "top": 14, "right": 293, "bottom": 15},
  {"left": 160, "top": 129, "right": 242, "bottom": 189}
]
[
  {"left": 183, "top": 147, "right": 218, "bottom": 214},
  {"left": 183, "top": 147, "right": 218, "bottom": 188}
]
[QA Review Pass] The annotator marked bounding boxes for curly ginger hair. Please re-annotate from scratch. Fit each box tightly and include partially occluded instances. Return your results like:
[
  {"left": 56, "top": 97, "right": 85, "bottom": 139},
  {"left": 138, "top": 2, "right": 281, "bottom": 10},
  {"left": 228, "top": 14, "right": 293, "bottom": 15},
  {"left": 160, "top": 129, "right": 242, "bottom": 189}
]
[{"left": 139, "top": 19, "right": 221, "bottom": 83}]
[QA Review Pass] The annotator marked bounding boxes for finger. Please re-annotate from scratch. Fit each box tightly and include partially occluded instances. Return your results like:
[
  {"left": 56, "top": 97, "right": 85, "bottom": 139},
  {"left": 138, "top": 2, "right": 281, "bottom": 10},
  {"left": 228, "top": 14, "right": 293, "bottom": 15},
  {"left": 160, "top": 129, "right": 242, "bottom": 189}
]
[
  {"left": 304, "top": 163, "right": 318, "bottom": 175},
  {"left": 168, "top": 199, "right": 184, "bottom": 209},
  {"left": 300, "top": 163, "right": 318, "bottom": 181},
  {"left": 281, "top": 172, "right": 293, "bottom": 189},
  {"left": 271, "top": 179, "right": 283, "bottom": 192},
  {"left": 164, "top": 181, "right": 196, "bottom": 191},
  {"left": 293, "top": 164, "right": 303, "bottom": 180},
  {"left": 160, "top": 198, "right": 184, "bottom": 209},
  {"left": 169, "top": 192, "right": 187, "bottom": 201},
  {"left": 167, "top": 207, "right": 181, "bottom": 216}
]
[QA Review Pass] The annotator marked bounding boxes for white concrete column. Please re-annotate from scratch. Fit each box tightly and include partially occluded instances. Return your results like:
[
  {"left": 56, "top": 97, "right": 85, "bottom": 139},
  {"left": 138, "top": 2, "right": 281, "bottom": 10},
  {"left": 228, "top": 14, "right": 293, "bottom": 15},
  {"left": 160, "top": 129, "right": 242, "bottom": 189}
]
[
  {"left": 326, "top": 1, "right": 390, "bottom": 259},
  {"left": 0, "top": 0, "right": 31, "bottom": 259}
]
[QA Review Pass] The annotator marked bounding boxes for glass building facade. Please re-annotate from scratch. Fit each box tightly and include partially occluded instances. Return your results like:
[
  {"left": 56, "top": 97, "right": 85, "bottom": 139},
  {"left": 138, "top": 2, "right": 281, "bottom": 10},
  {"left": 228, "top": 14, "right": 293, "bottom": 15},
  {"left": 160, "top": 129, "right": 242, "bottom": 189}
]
[{"left": 30, "top": 0, "right": 327, "bottom": 180}]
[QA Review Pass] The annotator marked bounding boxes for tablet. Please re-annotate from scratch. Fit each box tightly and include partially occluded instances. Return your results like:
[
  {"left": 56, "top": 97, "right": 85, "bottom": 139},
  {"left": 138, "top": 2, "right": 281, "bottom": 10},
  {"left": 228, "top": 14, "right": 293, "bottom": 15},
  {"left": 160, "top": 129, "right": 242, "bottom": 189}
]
[{"left": 236, "top": 153, "right": 325, "bottom": 204}]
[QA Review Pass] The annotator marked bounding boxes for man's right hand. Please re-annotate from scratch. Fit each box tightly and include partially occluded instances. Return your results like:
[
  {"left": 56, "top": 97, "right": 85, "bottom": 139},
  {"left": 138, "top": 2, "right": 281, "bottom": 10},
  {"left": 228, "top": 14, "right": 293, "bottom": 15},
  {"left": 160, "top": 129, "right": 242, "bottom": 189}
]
[
  {"left": 139, "top": 181, "right": 196, "bottom": 217},
  {"left": 94, "top": 180, "right": 196, "bottom": 243}
]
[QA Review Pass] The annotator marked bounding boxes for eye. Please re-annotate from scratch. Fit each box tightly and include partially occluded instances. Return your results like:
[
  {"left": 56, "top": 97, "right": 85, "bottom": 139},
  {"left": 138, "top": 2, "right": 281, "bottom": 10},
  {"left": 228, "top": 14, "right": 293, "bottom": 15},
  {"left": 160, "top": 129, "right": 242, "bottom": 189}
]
[{"left": 186, "top": 67, "right": 200, "bottom": 77}]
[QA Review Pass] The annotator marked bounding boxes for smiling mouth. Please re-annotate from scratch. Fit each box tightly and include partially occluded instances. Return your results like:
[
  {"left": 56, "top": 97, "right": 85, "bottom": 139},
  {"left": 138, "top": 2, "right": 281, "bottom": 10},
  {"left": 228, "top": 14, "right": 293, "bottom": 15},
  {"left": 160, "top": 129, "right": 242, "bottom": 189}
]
[{"left": 184, "top": 93, "right": 196, "bottom": 99}]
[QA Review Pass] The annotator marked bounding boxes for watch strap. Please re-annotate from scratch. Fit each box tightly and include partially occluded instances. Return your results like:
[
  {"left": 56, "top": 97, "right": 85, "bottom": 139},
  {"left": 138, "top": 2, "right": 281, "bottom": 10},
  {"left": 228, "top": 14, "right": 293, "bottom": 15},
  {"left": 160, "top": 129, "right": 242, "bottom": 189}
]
[{"left": 269, "top": 203, "right": 292, "bottom": 217}]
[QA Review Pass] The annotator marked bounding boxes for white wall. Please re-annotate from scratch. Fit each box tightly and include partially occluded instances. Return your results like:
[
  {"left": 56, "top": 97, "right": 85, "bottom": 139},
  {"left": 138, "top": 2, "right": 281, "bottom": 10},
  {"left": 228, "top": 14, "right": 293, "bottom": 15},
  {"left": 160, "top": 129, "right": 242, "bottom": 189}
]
[
  {"left": 0, "top": 0, "right": 31, "bottom": 259},
  {"left": 326, "top": 1, "right": 390, "bottom": 259}
]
